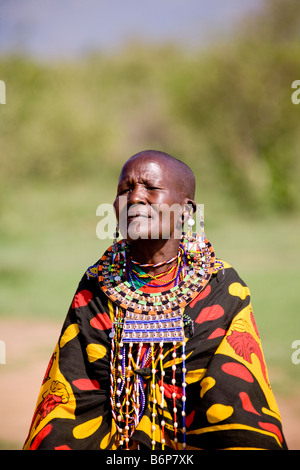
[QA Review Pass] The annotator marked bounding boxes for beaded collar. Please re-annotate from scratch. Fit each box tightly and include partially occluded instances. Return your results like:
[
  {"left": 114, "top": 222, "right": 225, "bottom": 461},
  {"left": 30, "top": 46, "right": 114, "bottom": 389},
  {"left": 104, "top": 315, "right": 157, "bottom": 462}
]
[
  {"left": 92, "top": 234, "right": 215, "bottom": 449},
  {"left": 98, "top": 235, "right": 215, "bottom": 317}
]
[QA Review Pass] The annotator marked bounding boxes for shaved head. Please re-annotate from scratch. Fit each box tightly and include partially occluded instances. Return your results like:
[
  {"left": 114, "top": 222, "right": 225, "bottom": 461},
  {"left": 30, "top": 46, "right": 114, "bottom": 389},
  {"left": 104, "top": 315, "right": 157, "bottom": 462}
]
[
  {"left": 115, "top": 149, "right": 197, "bottom": 246},
  {"left": 125, "top": 150, "right": 196, "bottom": 201}
]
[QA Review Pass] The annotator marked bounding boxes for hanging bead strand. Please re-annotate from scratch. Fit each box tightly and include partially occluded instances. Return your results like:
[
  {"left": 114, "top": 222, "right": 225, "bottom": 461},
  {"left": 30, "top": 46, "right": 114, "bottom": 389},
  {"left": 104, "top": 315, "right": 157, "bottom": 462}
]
[
  {"left": 150, "top": 343, "right": 157, "bottom": 450},
  {"left": 124, "top": 342, "right": 133, "bottom": 449},
  {"left": 181, "top": 341, "right": 187, "bottom": 449},
  {"left": 159, "top": 341, "right": 165, "bottom": 449},
  {"left": 133, "top": 342, "right": 143, "bottom": 428},
  {"left": 172, "top": 341, "right": 178, "bottom": 449}
]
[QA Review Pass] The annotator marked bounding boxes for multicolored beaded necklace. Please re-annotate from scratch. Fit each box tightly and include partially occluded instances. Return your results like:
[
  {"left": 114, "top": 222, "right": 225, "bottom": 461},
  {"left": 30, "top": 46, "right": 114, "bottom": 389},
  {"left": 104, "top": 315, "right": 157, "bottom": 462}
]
[{"left": 98, "top": 232, "right": 216, "bottom": 450}]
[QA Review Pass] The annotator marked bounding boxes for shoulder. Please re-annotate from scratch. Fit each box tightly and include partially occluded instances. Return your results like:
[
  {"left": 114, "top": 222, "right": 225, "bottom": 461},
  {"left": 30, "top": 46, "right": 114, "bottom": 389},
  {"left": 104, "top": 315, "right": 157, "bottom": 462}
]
[
  {"left": 86, "top": 259, "right": 102, "bottom": 279},
  {"left": 72, "top": 258, "right": 104, "bottom": 303},
  {"left": 213, "top": 258, "right": 247, "bottom": 281},
  {"left": 211, "top": 257, "right": 251, "bottom": 300}
]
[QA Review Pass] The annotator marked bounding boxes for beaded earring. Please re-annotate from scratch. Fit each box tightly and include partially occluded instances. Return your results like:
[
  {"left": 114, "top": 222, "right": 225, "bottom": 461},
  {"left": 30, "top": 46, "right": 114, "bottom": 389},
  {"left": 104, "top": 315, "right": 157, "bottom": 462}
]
[
  {"left": 186, "top": 208, "right": 195, "bottom": 252},
  {"left": 199, "top": 205, "right": 205, "bottom": 242},
  {"left": 112, "top": 222, "right": 119, "bottom": 253}
]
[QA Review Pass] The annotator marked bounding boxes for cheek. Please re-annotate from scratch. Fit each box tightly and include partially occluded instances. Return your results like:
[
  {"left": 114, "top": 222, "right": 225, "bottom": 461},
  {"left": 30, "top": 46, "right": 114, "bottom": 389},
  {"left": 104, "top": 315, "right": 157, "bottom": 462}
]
[{"left": 114, "top": 196, "right": 127, "bottom": 220}]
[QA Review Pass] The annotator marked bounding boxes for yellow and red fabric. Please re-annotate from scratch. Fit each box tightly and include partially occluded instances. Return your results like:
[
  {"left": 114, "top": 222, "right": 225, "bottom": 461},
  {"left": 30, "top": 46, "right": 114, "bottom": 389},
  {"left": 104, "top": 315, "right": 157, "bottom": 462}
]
[{"left": 23, "top": 259, "right": 287, "bottom": 450}]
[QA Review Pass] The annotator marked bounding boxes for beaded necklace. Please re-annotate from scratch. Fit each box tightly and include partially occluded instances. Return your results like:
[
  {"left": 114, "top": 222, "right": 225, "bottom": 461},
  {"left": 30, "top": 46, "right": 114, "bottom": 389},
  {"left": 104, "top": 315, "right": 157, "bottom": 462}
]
[
  {"left": 130, "top": 253, "right": 179, "bottom": 269},
  {"left": 99, "top": 233, "right": 215, "bottom": 450},
  {"left": 127, "top": 244, "right": 186, "bottom": 289}
]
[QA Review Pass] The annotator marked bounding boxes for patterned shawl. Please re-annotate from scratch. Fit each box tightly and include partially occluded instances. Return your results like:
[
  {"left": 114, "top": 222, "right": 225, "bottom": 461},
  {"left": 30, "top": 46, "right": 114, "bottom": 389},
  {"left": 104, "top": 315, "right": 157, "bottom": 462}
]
[{"left": 23, "top": 249, "right": 287, "bottom": 450}]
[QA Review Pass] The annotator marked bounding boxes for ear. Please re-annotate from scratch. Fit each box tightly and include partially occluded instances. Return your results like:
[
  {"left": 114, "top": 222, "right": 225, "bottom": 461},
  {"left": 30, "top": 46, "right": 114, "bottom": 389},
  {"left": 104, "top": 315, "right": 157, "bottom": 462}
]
[{"left": 181, "top": 199, "right": 196, "bottom": 224}]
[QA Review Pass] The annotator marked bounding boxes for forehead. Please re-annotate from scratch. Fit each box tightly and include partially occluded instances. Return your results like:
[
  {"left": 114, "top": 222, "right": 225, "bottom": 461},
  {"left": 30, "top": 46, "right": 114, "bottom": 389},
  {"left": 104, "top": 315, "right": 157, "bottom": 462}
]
[{"left": 118, "top": 156, "right": 169, "bottom": 183}]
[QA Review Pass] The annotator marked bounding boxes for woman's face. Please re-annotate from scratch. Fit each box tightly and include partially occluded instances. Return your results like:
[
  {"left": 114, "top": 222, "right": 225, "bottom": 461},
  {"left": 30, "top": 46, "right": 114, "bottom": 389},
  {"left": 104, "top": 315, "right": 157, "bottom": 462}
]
[{"left": 114, "top": 155, "right": 189, "bottom": 241}]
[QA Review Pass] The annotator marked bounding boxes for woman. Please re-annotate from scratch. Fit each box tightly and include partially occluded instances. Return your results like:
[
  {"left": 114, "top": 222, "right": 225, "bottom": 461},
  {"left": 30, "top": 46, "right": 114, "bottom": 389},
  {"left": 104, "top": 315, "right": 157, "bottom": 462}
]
[{"left": 23, "top": 150, "right": 287, "bottom": 450}]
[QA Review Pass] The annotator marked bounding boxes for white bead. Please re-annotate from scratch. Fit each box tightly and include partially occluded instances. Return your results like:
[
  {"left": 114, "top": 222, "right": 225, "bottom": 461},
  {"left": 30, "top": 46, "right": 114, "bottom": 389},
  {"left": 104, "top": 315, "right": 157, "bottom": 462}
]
[
  {"left": 161, "top": 420, "right": 165, "bottom": 426},
  {"left": 188, "top": 219, "right": 195, "bottom": 226},
  {"left": 161, "top": 370, "right": 165, "bottom": 376},
  {"left": 174, "top": 422, "right": 178, "bottom": 428},
  {"left": 172, "top": 392, "right": 177, "bottom": 398},
  {"left": 172, "top": 365, "right": 176, "bottom": 371},
  {"left": 152, "top": 425, "right": 156, "bottom": 432}
]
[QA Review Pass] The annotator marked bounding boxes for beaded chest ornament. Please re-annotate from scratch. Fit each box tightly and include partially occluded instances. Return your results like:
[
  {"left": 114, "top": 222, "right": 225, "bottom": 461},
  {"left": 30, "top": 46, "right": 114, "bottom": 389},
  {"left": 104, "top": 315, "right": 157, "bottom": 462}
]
[{"left": 97, "top": 214, "right": 216, "bottom": 449}]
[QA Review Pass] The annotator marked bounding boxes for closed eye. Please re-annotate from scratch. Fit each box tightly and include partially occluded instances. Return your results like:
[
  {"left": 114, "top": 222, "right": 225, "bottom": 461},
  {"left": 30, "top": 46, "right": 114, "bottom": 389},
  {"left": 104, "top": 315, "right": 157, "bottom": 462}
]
[{"left": 117, "top": 185, "right": 130, "bottom": 195}]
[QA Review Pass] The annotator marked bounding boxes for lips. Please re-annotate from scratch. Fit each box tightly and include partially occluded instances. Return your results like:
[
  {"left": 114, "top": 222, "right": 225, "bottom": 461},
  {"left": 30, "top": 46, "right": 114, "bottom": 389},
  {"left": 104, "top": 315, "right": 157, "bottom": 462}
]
[{"left": 127, "top": 207, "right": 150, "bottom": 220}]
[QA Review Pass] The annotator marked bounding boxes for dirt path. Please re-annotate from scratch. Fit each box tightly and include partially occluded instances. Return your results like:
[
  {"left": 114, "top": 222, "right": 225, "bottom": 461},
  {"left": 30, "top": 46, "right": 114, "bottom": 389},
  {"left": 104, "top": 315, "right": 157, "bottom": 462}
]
[{"left": 0, "top": 318, "right": 299, "bottom": 449}]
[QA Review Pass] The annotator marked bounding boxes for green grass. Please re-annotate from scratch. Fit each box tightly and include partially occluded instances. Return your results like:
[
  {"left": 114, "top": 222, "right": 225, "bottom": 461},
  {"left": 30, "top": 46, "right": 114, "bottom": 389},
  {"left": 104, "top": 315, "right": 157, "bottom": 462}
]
[
  {"left": 0, "top": 440, "right": 21, "bottom": 450},
  {"left": 210, "top": 213, "right": 300, "bottom": 394}
]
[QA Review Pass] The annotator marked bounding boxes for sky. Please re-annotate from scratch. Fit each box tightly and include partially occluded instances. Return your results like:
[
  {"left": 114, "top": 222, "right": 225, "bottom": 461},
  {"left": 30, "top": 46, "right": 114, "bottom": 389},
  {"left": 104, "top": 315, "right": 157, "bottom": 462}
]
[{"left": 0, "top": 0, "right": 263, "bottom": 60}]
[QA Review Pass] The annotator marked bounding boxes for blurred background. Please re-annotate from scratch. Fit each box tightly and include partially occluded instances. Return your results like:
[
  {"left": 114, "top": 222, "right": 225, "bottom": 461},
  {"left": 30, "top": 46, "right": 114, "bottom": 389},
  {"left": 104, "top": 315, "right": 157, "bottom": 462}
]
[{"left": 0, "top": 0, "right": 299, "bottom": 449}]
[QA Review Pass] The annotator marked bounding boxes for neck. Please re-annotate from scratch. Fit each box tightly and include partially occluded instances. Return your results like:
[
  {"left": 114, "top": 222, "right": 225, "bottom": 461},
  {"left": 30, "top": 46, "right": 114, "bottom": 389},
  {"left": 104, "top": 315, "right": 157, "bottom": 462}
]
[{"left": 127, "top": 237, "right": 181, "bottom": 277}]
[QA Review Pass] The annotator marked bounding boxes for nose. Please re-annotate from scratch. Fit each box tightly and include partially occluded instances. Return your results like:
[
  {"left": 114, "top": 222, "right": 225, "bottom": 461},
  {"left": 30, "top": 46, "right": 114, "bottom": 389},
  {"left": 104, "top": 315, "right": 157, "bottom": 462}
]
[{"left": 127, "top": 184, "right": 147, "bottom": 206}]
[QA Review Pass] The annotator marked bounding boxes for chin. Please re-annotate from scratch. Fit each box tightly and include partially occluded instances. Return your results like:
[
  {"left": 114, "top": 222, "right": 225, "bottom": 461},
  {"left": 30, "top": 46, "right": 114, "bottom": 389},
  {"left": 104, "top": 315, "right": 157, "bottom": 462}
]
[{"left": 124, "top": 219, "right": 155, "bottom": 241}]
